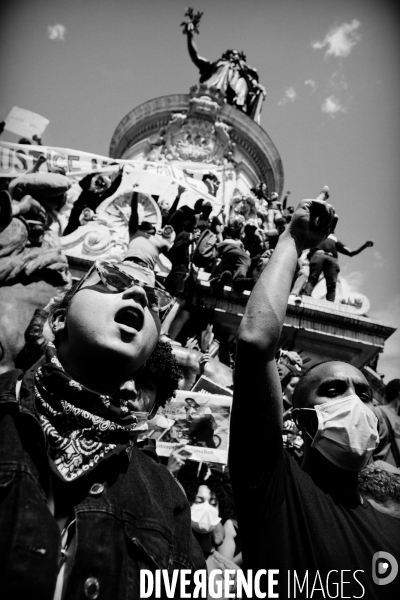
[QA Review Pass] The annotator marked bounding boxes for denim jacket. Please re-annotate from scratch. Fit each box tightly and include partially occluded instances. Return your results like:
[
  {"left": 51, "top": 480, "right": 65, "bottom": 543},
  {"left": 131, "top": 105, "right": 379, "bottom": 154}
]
[{"left": 0, "top": 368, "right": 205, "bottom": 600}]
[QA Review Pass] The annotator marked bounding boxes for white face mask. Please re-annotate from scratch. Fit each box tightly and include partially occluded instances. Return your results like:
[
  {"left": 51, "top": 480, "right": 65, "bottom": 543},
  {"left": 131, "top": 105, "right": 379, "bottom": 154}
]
[
  {"left": 308, "top": 395, "right": 379, "bottom": 472},
  {"left": 190, "top": 501, "right": 221, "bottom": 534}
]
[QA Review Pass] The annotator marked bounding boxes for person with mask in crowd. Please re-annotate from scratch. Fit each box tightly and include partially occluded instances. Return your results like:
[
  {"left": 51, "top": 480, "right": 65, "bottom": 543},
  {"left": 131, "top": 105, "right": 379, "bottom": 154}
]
[
  {"left": 125, "top": 191, "right": 175, "bottom": 271},
  {"left": 0, "top": 257, "right": 205, "bottom": 599},
  {"left": 230, "top": 193, "right": 400, "bottom": 599},
  {"left": 178, "top": 464, "right": 241, "bottom": 596}
]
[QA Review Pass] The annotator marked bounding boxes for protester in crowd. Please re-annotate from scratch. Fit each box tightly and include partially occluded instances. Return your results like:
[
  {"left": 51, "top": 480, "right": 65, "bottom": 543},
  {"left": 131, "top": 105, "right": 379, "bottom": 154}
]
[
  {"left": 160, "top": 185, "right": 186, "bottom": 227},
  {"left": 162, "top": 214, "right": 198, "bottom": 339},
  {"left": 303, "top": 232, "right": 374, "bottom": 302},
  {"left": 289, "top": 248, "right": 310, "bottom": 299},
  {"left": 0, "top": 258, "right": 205, "bottom": 599},
  {"left": 210, "top": 214, "right": 223, "bottom": 243},
  {"left": 177, "top": 463, "right": 241, "bottom": 593},
  {"left": 230, "top": 194, "right": 400, "bottom": 598},
  {"left": 372, "top": 378, "right": 400, "bottom": 468},
  {"left": 167, "top": 196, "right": 203, "bottom": 235},
  {"left": 359, "top": 462, "right": 400, "bottom": 519},
  {"left": 263, "top": 193, "right": 286, "bottom": 250},
  {"left": 196, "top": 200, "right": 213, "bottom": 232},
  {"left": 125, "top": 191, "right": 175, "bottom": 271},
  {"left": 279, "top": 364, "right": 304, "bottom": 462},
  {"left": 281, "top": 367, "right": 301, "bottom": 413},
  {"left": 210, "top": 215, "right": 253, "bottom": 294},
  {"left": 248, "top": 248, "right": 272, "bottom": 281},
  {"left": 242, "top": 218, "right": 264, "bottom": 258},
  {"left": 63, "top": 171, "right": 119, "bottom": 236}
]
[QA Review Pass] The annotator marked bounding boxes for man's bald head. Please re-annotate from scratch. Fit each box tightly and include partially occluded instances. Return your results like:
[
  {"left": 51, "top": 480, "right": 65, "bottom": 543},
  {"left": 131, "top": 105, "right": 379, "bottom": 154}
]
[{"left": 292, "top": 360, "right": 371, "bottom": 409}]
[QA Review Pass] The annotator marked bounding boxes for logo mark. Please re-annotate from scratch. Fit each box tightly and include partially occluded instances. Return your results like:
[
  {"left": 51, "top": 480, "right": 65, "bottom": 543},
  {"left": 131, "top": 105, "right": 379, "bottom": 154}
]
[{"left": 372, "top": 551, "right": 398, "bottom": 586}]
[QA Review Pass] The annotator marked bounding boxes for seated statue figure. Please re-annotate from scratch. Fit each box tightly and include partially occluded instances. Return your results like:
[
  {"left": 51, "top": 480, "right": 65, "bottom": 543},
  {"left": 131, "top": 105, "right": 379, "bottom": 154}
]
[{"left": 182, "top": 9, "right": 266, "bottom": 123}]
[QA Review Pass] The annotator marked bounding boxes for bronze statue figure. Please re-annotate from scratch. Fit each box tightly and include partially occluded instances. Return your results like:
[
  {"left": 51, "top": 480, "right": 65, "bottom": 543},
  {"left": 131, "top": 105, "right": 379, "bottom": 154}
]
[{"left": 181, "top": 8, "right": 266, "bottom": 123}]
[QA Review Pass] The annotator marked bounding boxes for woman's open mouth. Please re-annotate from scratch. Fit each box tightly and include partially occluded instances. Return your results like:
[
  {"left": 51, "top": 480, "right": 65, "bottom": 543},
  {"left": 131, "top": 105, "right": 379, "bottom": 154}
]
[{"left": 115, "top": 306, "right": 144, "bottom": 332}]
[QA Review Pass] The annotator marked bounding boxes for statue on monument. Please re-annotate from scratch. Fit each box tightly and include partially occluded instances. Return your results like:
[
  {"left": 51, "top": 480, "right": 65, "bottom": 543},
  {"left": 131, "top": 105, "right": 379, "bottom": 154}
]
[{"left": 181, "top": 8, "right": 266, "bottom": 124}]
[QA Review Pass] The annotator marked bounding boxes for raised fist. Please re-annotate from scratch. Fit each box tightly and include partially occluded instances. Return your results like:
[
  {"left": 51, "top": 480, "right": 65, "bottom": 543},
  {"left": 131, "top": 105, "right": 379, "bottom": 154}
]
[{"left": 287, "top": 193, "right": 337, "bottom": 251}]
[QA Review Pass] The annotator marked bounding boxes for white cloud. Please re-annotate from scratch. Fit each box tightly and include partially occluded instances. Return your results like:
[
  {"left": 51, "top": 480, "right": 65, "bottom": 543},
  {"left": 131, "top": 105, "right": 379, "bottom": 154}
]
[
  {"left": 304, "top": 79, "right": 316, "bottom": 90},
  {"left": 278, "top": 87, "right": 297, "bottom": 106},
  {"left": 372, "top": 250, "right": 384, "bottom": 269},
  {"left": 329, "top": 69, "right": 348, "bottom": 92},
  {"left": 321, "top": 95, "right": 346, "bottom": 116},
  {"left": 48, "top": 24, "right": 66, "bottom": 41},
  {"left": 312, "top": 20, "right": 361, "bottom": 58}
]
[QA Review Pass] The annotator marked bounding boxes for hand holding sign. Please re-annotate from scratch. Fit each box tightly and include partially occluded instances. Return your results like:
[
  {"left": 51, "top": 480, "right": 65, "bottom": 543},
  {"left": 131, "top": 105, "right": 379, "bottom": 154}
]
[{"left": 4, "top": 107, "right": 49, "bottom": 140}]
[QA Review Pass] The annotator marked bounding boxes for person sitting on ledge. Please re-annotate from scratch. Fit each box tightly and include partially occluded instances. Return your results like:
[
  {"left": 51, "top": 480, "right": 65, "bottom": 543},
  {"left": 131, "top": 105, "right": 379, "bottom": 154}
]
[
  {"left": 125, "top": 191, "right": 175, "bottom": 271},
  {"left": 303, "top": 230, "right": 373, "bottom": 302}
]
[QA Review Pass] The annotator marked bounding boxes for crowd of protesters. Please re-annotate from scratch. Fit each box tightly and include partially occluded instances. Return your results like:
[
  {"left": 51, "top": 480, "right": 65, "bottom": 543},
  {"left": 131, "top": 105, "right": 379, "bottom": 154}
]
[{"left": 0, "top": 138, "right": 399, "bottom": 599}]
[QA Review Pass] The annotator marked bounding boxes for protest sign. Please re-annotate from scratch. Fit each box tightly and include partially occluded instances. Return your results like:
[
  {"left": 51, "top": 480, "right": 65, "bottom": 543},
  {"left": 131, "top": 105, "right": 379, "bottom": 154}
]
[
  {"left": 191, "top": 375, "right": 233, "bottom": 397},
  {"left": 141, "top": 390, "right": 232, "bottom": 465},
  {"left": 4, "top": 106, "right": 49, "bottom": 139},
  {"left": 0, "top": 141, "right": 223, "bottom": 210}
]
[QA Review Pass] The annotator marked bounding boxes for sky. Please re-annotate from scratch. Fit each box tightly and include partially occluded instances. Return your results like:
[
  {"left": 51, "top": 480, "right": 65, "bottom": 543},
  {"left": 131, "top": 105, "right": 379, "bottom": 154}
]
[{"left": 1, "top": 0, "right": 399, "bottom": 381}]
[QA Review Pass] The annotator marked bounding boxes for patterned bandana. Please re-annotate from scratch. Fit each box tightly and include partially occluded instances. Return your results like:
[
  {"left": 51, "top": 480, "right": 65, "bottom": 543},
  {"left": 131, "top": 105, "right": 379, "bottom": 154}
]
[{"left": 34, "top": 342, "right": 140, "bottom": 481}]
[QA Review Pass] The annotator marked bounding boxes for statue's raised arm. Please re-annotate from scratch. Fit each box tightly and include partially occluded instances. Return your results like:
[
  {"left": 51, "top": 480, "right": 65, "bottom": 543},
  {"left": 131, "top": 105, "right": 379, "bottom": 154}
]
[
  {"left": 181, "top": 8, "right": 210, "bottom": 72},
  {"left": 180, "top": 8, "right": 267, "bottom": 124}
]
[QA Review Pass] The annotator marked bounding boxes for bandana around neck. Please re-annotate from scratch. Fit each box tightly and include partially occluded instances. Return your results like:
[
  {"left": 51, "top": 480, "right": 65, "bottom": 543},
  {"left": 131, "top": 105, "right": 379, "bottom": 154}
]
[{"left": 34, "top": 342, "right": 139, "bottom": 481}]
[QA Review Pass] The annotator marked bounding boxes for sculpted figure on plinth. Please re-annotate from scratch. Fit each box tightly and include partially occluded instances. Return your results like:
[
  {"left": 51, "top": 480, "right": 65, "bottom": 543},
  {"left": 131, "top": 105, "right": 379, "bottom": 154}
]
[
  {"left": 146, "top": 86, "right": 235, "bottom": 165},
  {"left": 181, "top": 7, "right": 266, "bottom": 124}
]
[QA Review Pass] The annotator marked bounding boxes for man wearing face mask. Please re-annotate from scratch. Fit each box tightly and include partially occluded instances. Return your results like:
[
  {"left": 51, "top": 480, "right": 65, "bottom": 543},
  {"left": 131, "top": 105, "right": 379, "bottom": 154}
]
[{"left": 230, "top": 192, "right": 400, "bottom": 599}]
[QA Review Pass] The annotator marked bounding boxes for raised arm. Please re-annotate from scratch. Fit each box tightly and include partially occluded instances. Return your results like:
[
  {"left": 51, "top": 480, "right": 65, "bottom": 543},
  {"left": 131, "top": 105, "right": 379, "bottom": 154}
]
[
  {"left": 186, "top": 24, "right": 210, "bottom": 72},
  {"left": 128, "top": 191, "right": 140, "bottom": 241},
  {"left": 337, "top": 239, "right": 373, "bottom": 257},
  {"left": 230, "top": 192, "right": 336, "bottom": 483}
]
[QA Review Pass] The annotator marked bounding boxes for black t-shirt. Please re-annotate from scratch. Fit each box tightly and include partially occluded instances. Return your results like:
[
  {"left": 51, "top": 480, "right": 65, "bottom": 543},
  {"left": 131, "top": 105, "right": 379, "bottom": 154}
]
[
  {"left": 312, "top": 235, "right": 346, "bottom": 258},
  {"left": 167, "top": 231, "right": 191, "bottom": 269},
  {"left": 231, "top": 449, "right": 400, "bottom": 599},
  {"left": 217, "top": 241, "right": 251, "bottom": 272}
]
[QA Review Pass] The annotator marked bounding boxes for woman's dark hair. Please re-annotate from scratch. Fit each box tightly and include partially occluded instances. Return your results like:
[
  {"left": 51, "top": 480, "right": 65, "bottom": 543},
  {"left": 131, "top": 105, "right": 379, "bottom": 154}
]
[
  {"left": 136, "top": 339, "right": 182, "bottom": 407},
  {"left": 46, "top": 281, "right": 80, "bottom": 327},
  {"left": 177, "top": 468, "right": 235, "bottom": 523},
  {"left": 359, "top": 463, "right": 400, "bottom": 504}
]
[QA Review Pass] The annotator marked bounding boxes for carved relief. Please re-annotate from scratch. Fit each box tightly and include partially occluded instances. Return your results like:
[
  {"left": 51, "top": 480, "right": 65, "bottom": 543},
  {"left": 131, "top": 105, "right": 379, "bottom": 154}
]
[{"left": 146, "top": 87, "right": 235, "bottom": 164}]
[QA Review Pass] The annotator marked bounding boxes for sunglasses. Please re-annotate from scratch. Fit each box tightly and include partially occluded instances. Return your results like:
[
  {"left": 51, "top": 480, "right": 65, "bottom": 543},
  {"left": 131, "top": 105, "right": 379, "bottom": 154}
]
[{"left": 74, "top": 260, "right": 174, "bottom": 321}]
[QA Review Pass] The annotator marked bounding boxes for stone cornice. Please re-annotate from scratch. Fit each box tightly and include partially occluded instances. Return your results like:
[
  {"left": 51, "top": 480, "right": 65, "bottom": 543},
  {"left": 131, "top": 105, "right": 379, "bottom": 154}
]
[
  {"left": 194, "top": 281, "right": 395, "bottom": 346},
  {"left": 109, "top": 94, "right": 284, "bottom": 195}
]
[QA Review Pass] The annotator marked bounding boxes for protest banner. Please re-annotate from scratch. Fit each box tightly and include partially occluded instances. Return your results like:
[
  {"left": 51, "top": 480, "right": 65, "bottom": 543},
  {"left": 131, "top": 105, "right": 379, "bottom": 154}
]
[
  {"left": 140, "top": 390, "right": 232, "bottom": 465},
  {"left": 0, "top": 141, "right": 223, "bottom": 210},
  {"left": 4, "top": 106, "right": 49, "bottom": 139}
]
